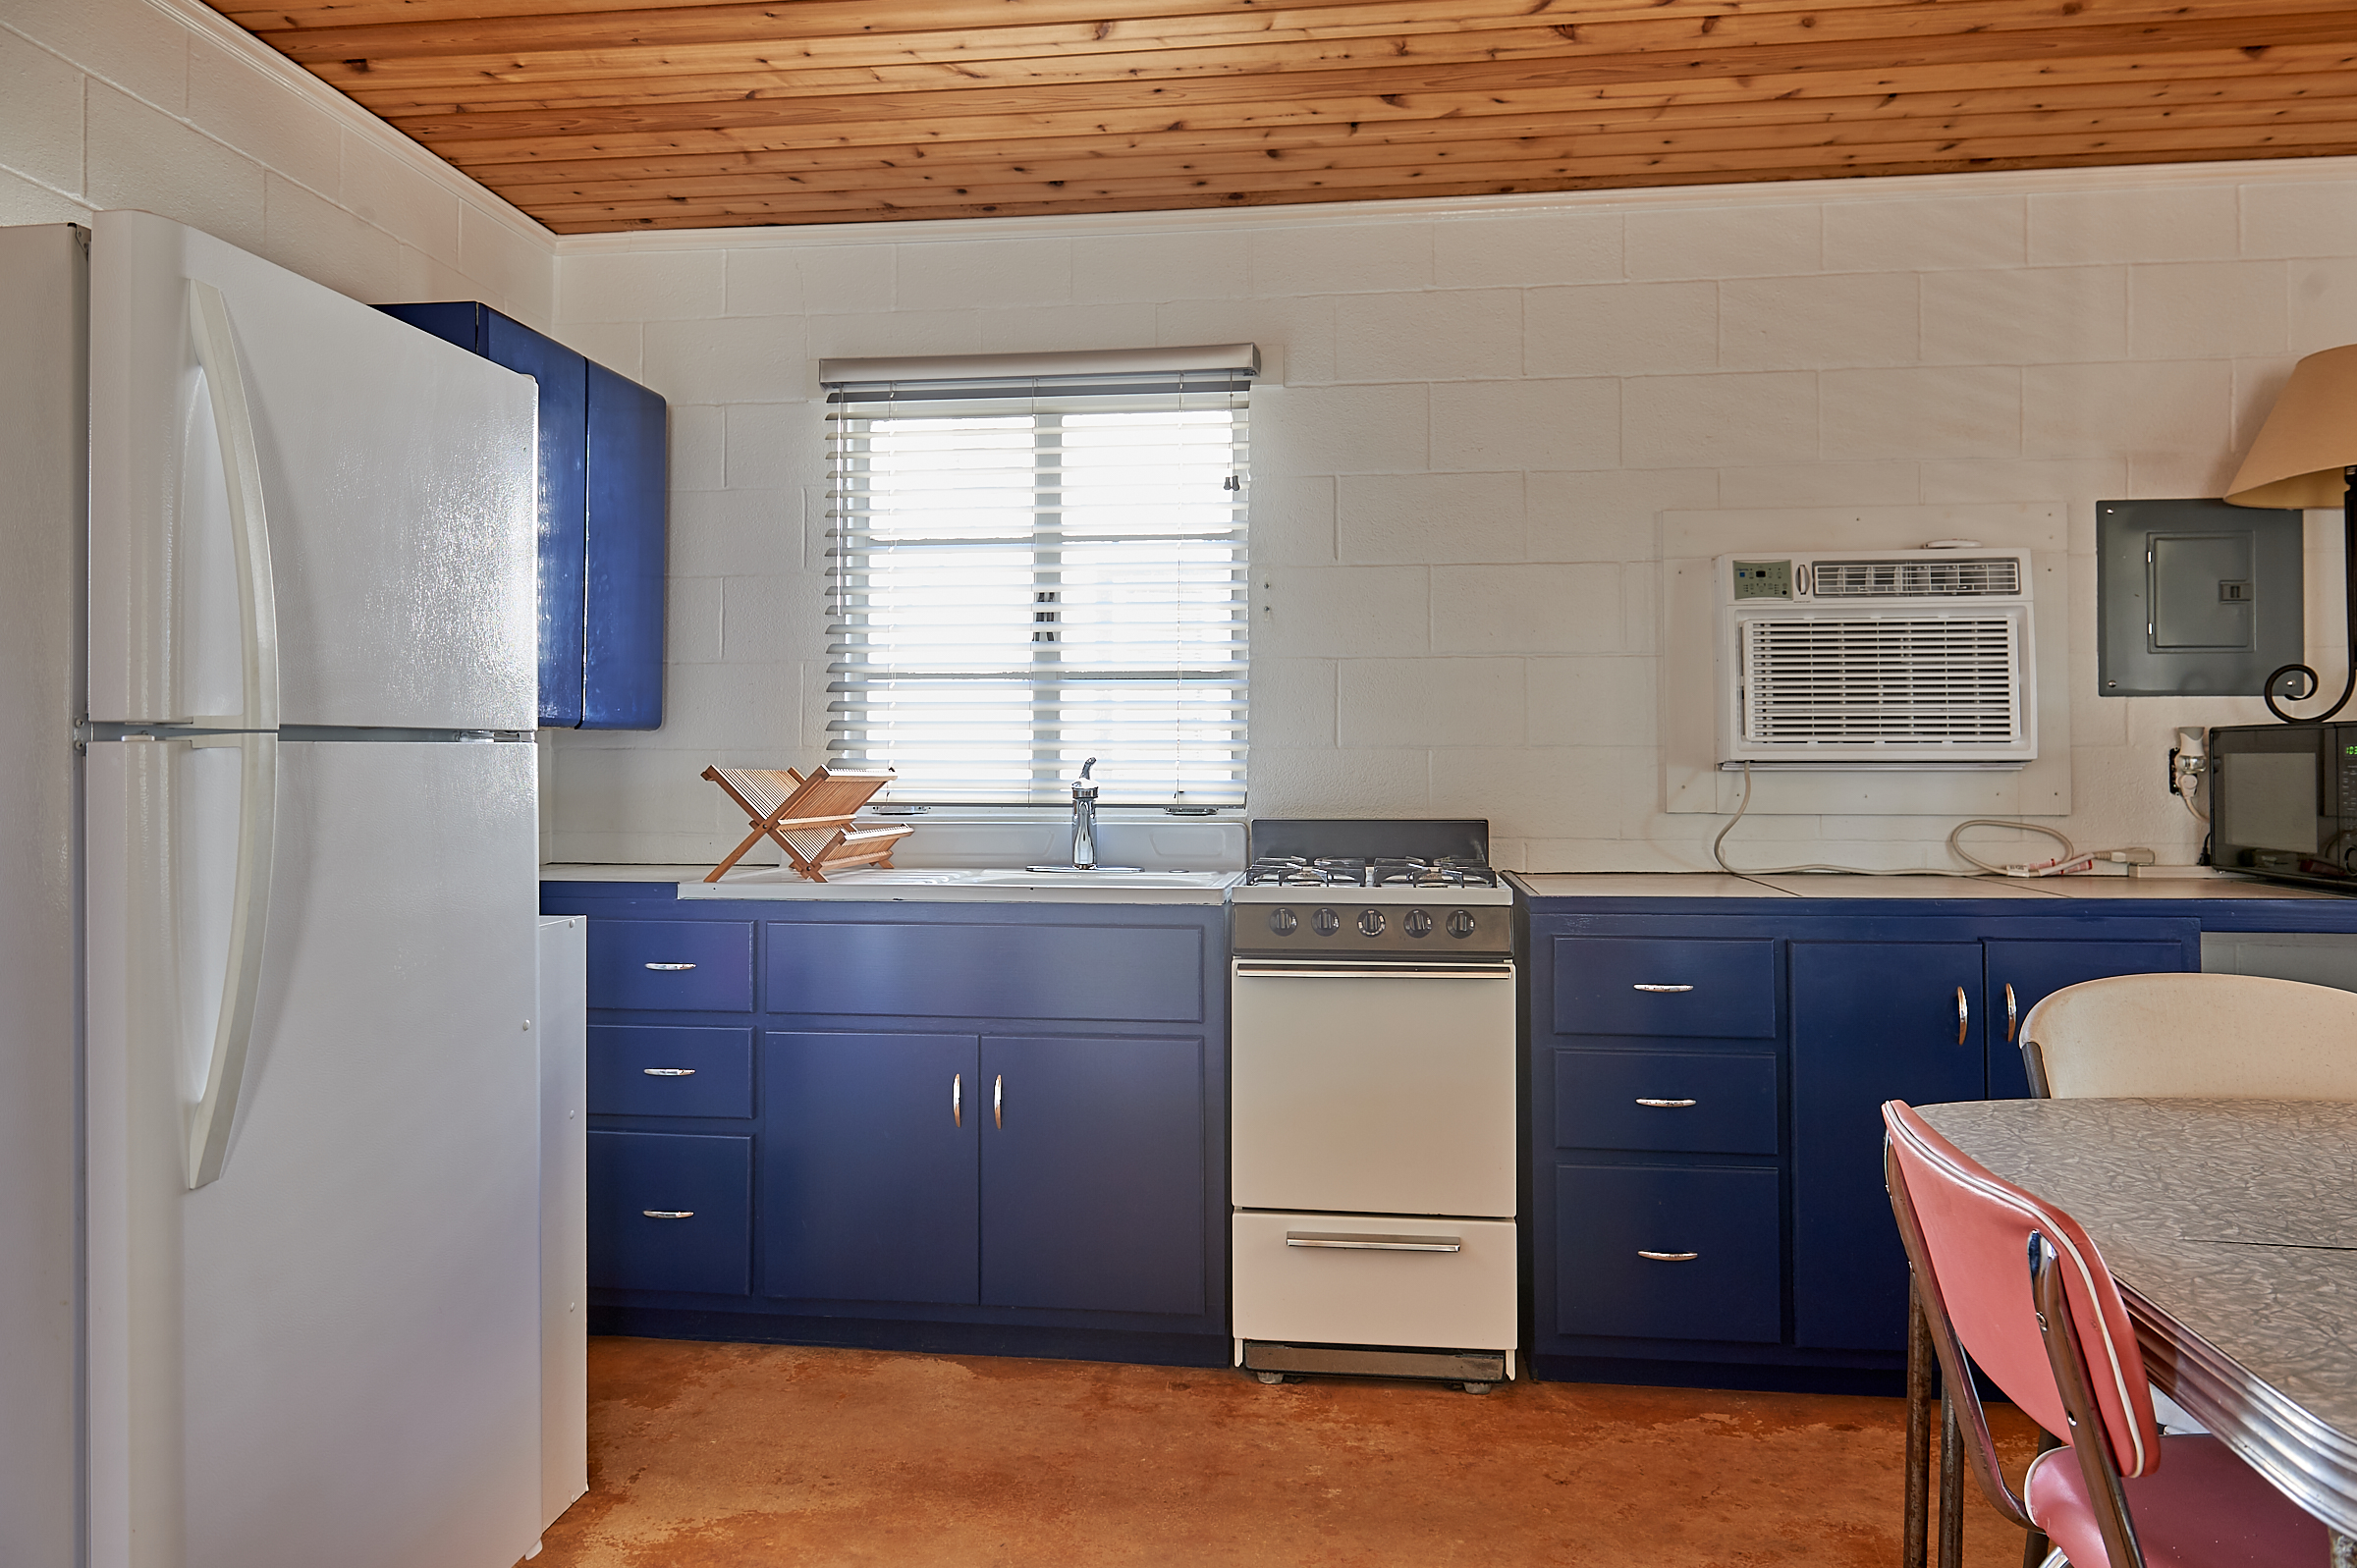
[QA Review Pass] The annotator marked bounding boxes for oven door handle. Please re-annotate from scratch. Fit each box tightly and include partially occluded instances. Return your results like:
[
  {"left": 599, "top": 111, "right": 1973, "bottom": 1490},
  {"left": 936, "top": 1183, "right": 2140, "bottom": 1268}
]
[{"left": 1233, "top": 961, "right": 1514, "bottom": 979}]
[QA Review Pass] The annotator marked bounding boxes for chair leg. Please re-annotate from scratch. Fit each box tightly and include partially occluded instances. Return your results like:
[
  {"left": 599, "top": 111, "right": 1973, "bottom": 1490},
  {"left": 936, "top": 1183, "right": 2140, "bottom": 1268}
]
[
  {"left": 1939, "top": 1388, "right": 1964, "bottom": 1568},
  {"left": 1905, "top": 1279, "right": 1934, "bottom": 1568},
  {"left": 2020, "top": 1432, "right": 2062, "bottom": 1568}
]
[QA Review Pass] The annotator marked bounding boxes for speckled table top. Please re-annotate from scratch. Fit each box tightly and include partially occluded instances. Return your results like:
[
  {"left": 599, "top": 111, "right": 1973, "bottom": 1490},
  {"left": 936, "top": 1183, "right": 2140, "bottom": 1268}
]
[{"left": 1919, "top": 1098, "right": 2357, "bottom": 1539}]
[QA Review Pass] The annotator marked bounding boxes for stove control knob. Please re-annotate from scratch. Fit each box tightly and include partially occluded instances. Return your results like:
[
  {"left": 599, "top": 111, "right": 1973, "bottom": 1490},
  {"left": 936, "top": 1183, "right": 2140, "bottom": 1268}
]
[
  {"left": 1311, "top": 907, "right": 1342, "bottom": 937},
  {"left": 1446, "top": 910, "right": 1478, "bottom": 940},
  {"left": 1403, "top": 909, "right": 1435, "bottom": 939},
  {"left": 1268, "top": 908, "right": 1298, "bottom": 937},
  {"left": 1357, "top": 908, "right": 1386, "bottom": 938}
]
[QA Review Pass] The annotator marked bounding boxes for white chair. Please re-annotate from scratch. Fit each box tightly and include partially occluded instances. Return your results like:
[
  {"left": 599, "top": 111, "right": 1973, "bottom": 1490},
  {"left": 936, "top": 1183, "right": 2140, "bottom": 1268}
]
[
  {"left": 2018, "top": 971, "right": 2357, "bottom": 1101},
  {"left": 2016, "top": 969, "right": 2357, "bottom": 1449}
]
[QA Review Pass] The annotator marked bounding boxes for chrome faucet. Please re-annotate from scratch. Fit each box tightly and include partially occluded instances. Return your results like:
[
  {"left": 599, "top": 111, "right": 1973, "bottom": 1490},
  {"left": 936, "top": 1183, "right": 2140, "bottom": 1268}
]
[{"left": 1069, "top": 757, "right": 1101, "bottom": 870}]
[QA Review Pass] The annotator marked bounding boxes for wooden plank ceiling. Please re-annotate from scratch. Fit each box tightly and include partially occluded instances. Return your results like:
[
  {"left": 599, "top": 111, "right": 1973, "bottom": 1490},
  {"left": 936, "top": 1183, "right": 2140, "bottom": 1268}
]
[{"left": 214, "top": 0, "right": 2357, "bottom": 231}]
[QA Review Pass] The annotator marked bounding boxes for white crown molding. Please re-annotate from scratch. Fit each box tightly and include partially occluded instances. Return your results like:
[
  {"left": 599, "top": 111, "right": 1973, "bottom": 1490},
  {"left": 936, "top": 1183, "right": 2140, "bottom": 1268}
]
[
  {"left": 556, "top": 150, "right": 2357, "bottom": 254},
  {"left": 141, "top": 0, "right": 556, "bottom": 253}
]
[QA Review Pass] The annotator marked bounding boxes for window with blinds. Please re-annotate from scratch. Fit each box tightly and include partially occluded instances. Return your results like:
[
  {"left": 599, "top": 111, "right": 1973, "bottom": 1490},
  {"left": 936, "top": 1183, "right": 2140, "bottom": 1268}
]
[{"left": 822, "top": 348, "right": 1252, "bottom": 807}]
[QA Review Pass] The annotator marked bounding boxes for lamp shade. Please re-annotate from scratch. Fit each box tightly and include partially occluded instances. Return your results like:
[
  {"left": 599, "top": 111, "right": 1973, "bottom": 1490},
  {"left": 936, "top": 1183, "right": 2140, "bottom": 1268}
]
[{"left": 2226, "top": 344, "right": 2357, "bottom": 508}]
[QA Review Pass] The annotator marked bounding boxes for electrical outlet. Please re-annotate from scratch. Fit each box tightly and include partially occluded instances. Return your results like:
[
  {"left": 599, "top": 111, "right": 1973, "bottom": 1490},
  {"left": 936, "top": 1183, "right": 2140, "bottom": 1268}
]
[{"left": 2167, "top": 726, "right": 2209, "bottom": 798}]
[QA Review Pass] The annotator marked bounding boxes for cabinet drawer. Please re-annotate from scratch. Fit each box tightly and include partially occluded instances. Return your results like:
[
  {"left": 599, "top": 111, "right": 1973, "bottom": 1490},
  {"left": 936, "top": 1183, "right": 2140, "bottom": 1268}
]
[
  {"left": 1555, "top": 1051, "right": 1779, "bottom": 1155},
  {"left": 1233, "top": 1212, "right": 1516, "bottom": 1352},
  {"left": 589, "top": 1026, "right": 753, "bottom": 1117},
  {"left": 1554, "top": 1164, "right": 1781, "bottom": 1343},
  {"left": 588, "top": 1131, "right": 751, "bottom": 1295},
  {"left": 588, "top": 920, "right": 753, "bottom": 1012},
  {"left": 767, "top": 922, "right": 1202, "bottom": 1022},
  {"left": 1553, "top": 938, "right": 1776, "bottom": 1039}
]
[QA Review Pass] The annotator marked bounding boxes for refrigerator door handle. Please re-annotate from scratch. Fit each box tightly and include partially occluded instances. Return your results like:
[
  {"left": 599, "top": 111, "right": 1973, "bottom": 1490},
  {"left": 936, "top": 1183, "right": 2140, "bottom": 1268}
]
[
  {"left": 186, "top": 279, "right": 281, "bottom": 731},
  {"left": 183, "top": 731, "right": 278, "bottom": 1188}
]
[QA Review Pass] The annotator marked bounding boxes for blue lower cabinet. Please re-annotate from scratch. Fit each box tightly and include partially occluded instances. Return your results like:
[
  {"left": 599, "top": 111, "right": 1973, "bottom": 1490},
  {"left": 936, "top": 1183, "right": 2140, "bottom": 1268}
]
[
  {"left": 588, "top": 1130, "right": 752, "bottom": 1295},
  {"left": 1790, "top": 941, "right": 1987, "bottom": 1353},
  {"left": 1554, "top": 1050, "right": 1778, "bottom": 1156},
  {"left": 1554, "top": 1164, "right": 1781, "bottom": 1342},
  {"left": 1552, "top": 937, "right": 1777, "bottom": 1038},
  {"left": 765, "top": 921, "right": 1204, "bottom": 1023},
  {"left": 1983, "top": 939, "right": 2191, "bottom": 1100},
  {"left": 588, "top": 920, "right": 754, "bottom": 1011},
  {"left": 761, "top": 1032, "right": 981, "bottom": 1306},
  {"left": 590, "top": 1025, "right": 753, "bottom": 1117},
  {"left": 980, "top": 1035, "right": 1206, "bottom": 1316}
]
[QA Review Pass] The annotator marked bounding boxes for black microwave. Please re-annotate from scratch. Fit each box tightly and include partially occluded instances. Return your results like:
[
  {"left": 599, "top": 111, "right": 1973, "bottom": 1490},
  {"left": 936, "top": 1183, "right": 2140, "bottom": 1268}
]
[{"left": 2209, "top": 722, "right": 2357, "bottom": 891}]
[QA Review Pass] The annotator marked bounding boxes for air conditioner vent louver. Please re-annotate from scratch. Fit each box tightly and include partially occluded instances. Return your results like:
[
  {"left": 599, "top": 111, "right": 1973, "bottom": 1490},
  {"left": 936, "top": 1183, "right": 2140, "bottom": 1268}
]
[
  {"left": 1741, "top": 619, "right": 2023, "bottom": 746},
  {"left": 1811, "top": 558, "right": 2020, "bottom": 597}
]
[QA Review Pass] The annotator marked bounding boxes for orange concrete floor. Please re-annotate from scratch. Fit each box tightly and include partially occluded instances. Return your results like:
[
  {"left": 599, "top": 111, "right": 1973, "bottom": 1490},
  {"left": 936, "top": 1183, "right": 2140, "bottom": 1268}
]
[{"left": 531, "top": 1336, "right": 2042, "bottom": 1568}]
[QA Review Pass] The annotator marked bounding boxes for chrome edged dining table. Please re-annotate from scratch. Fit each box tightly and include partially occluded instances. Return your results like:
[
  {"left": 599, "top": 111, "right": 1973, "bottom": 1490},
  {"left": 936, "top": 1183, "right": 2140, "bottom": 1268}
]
[{"left": 1909, "top": 1098, "right": 2357, "bottom": 1568}]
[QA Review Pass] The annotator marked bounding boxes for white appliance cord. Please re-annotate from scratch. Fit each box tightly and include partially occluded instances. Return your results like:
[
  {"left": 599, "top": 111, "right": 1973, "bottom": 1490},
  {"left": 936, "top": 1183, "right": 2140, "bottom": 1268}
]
[{"left": 1710, "top": 762, "right": 2142, "bottom": 879}]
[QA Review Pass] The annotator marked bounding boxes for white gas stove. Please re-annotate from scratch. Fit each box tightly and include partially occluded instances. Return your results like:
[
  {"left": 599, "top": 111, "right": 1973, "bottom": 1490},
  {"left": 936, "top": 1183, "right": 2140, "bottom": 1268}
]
[{"left": 1228, "top": 820, "right": 1518, "bottom": 1391}]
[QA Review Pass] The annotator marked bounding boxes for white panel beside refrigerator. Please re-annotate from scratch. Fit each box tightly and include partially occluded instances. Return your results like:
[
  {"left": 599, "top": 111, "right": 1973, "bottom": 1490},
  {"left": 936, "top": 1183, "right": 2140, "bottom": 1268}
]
[{"left": 1, "top": 212, "right": 552, "bottom": 1568}]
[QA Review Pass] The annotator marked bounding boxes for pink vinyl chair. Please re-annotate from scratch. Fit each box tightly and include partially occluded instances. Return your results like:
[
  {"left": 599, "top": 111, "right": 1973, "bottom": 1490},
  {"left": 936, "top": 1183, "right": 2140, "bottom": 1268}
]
[{"left": 1883, "top": 1100, "right": 2327, "bottom": 1568}]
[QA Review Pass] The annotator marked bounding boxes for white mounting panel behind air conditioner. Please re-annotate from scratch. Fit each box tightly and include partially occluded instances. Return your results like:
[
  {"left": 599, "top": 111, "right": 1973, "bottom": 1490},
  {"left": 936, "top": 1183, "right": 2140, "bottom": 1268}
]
[{"left": 1713, "top": 548, "right": 2037, "bottom": 769}]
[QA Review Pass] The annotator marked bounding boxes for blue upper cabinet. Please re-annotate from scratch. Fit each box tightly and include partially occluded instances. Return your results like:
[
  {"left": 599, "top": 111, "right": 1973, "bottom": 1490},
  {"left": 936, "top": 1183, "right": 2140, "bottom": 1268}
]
[
  {"left": 583, "top": 362, "right": 668, "bottom": 730},
  {"left": 377, "top": 302, "right": 666, "bottom": 730}
]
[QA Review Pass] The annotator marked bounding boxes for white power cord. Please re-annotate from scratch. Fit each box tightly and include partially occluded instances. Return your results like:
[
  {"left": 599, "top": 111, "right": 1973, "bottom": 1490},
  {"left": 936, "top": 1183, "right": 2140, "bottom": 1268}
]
[{"left": 1711, "top": 763, "right": 2151, "bottom": 879}]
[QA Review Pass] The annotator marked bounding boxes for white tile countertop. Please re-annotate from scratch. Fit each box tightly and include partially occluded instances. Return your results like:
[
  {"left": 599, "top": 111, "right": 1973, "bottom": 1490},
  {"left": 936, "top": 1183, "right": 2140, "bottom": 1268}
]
[
  {"left": 1508, "top": 869, "right": 2350, "bottom": 900},
  {"left": 541, "top": 864, "right": 1242, "bottom": 905}
]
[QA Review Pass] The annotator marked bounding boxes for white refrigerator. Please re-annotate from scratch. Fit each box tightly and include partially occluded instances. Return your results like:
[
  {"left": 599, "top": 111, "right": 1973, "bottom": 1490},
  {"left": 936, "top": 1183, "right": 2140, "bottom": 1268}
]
[{"left": 0, "top": 211, "right": 548, "bottom": 1568}]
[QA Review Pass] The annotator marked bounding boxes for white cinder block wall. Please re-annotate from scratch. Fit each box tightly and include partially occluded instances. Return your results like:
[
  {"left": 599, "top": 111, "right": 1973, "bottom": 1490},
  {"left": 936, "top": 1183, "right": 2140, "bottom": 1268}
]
[
  {"left": 544, "top": 158, "right": 2357, "bottom": 873},
  {"left": 0, "top": 0, "right": 554, "bottom": 328},
  {"left": 7, "top": 0, "right": 2354, "bottom": 874}
]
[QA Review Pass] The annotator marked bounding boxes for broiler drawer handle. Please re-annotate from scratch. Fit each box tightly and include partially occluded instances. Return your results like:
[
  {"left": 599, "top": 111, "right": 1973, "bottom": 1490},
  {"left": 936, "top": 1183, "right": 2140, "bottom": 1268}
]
[{"left": 1285, "top": 1231, "right": 1461, "bottom": 1253}]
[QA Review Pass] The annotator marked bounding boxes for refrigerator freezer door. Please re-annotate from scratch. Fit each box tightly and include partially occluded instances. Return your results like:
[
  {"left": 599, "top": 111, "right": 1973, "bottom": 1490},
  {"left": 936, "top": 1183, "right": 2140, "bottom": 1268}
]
[
  {"left": 85, "top": 738, "right": 542, "bottom": 1568},
  {"left": 89, "top": 209, "right": 535, "bottom": 730}
]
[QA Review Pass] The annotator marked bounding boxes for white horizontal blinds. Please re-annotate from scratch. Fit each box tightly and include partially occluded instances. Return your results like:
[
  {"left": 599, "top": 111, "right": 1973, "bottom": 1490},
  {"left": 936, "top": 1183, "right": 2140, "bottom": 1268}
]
[{"left": 825, "top": 355, "right": 1250, "bottom": 806}]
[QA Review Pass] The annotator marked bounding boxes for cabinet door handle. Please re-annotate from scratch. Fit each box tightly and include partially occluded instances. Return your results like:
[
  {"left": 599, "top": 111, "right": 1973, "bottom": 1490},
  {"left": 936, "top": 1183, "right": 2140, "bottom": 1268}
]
[
  {"left": 641, "top": 1067, "right": 695, "bottom": 1077},
  {"left": 2004, "top": 982, "right": 2018, "bottom": 1043},
  {"left": 993, "top": 1073, "right": 1004, "bottom": 1130},
  {"left": 1286, "top": 1231, "right": 1461, "bottom": 1253},
  {"left": 1638, "top": 1250, "right": 1700, "bottom": 1263},
  {"left": 1632, "top": 983, "right": 1693, "bottom": 993},
  {"left": 641, "top": 1210, "right": 694, "bottom": 1219},
  {"left": 952, "top": 1072, "right": 961, "bottom": 1128},
  {"left": 1634, "top": 1097, "right": 1698, "bottom": 1108},
  {"left": 643, "top": 962, "right": 697, "bottom": 971},
  {"left": 1956, "top": 986, "right": 1968, "bottom": 1046}
]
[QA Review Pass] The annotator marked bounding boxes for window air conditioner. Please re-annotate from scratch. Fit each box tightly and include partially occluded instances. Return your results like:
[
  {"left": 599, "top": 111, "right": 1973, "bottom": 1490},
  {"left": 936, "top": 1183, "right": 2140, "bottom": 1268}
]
[{"left": 1713, "top": 549, "right": 2037, "bottom": 769}]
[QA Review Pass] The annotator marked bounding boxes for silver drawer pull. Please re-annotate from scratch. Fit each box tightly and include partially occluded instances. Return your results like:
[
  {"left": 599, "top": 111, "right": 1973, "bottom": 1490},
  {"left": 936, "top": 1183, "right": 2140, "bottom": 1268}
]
[
  {"left": 1634, "top": 1097, "right": 1698, "bottom": 1108},
  {"left": 1638, "top": 1250, "right": 1700, "bottom": 1262},
  {"left": 643, "top": 962, "right": 697, "bottom": 971},
  {"left": 1632, "top": 983, "right": 1693, "bottom": 993},
  {"left": 641, "top": 1067, "right": 696, "bottom": 1077},
  {"left": 641, "top": 1210, "right": 694, "bottom": 1219},
  {"left": 1286, "top": 1230, "right": 1460, "bottom": 1253}
]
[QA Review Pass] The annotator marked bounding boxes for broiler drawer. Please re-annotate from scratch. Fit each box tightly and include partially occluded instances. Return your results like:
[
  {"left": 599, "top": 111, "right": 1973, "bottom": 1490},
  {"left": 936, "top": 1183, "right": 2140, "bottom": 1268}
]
[{"left": 1232, "top": 1212, "right": 1516, "bottom": 1351}]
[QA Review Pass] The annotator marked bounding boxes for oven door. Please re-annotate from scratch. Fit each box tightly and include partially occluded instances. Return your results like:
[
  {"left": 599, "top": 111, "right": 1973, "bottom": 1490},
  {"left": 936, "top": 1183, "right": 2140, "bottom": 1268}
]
[{"left": 1231, "top": 958, "right": 1516, "bottom": 1218}]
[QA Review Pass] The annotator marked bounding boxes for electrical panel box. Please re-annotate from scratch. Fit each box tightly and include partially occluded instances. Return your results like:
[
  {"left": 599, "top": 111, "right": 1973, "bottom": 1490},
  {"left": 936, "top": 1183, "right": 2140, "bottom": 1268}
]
[{"left": 2096, "top": 498, "right": 2303, "bottom": 697}]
